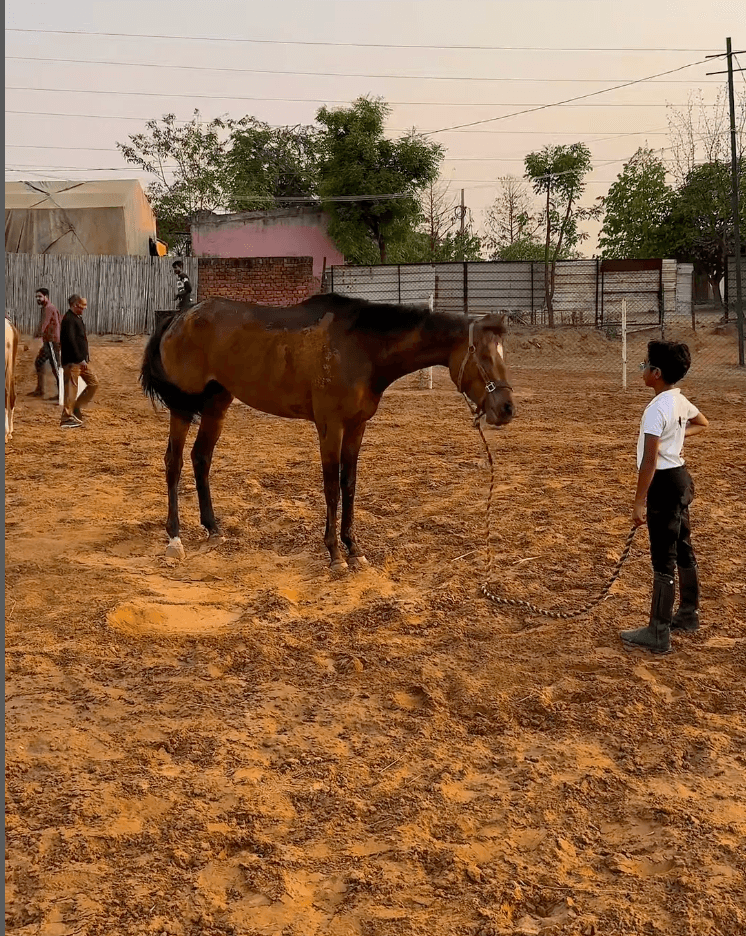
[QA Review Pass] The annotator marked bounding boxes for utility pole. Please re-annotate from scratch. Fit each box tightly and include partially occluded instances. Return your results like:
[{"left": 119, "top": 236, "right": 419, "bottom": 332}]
[
  {"left": 457, "top": 188, "right": 467, "bottom": 261},
  {"left": 707, "top": 38, "right": 745, "bottom": 366}
]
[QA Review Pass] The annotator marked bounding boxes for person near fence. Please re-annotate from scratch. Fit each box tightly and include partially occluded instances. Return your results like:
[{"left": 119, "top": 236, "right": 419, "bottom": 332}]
[
  {"left": 173, "top": 260, "right": 193, "bottom": 312},
  {"left": 620, "top": 340, "right": 709, "bottom": 653},
  {"left": 29, "top": 288, "right": 61, "bottom": 399},
  {"left": 59, "top": 294, "right": 99, "bottom": 430}
]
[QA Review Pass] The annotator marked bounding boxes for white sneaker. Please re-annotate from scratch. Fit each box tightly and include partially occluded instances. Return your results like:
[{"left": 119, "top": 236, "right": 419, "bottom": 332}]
[{"left": 60, "top": 416, "right": 83, "bottom": 429}]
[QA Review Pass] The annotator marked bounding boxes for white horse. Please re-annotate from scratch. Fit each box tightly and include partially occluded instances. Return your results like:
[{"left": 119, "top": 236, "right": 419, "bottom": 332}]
[{"left": 5, "top": 317, "right": 19, "bottom": 443}]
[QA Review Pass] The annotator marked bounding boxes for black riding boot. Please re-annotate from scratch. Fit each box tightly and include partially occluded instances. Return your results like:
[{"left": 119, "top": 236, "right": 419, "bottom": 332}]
[
  {"left": 671, "top": 564, "right": 700, "bottom": 632},
  {"left": 620, "top": 572, "right": 674, "bottom": 653}
]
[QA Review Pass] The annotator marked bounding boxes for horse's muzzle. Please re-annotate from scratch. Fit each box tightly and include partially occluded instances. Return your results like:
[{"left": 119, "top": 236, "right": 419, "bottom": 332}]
[{"left": 484, "top": 395, "right": 516, "bottom": 426}]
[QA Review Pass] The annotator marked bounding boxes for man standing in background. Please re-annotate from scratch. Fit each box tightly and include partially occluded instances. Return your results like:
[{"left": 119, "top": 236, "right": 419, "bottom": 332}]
[
  {"left": 59, "top": 294, "right": 98, "bottom": 430},
  {"left": 29, "top": 287, "right": 61, "bottom": 399},
  {"left": 173, "top": 260, "right": 193, "bottom": 312}
]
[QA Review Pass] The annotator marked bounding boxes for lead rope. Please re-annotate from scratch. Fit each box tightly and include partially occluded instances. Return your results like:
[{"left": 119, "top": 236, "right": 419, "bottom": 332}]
[{"left": 470, "top": 410, "right": 637, "bottom": 620}]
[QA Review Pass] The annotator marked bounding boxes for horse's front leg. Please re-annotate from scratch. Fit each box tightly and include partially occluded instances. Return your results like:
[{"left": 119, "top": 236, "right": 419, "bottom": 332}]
[
  {"left": 317, "top": 421, "right": 346, "bottom": 571},
  {"left": 191, "top": 389, "right": 232, "bottom": 544},
  {"left": 164, "top": 412, "right": 191, "bottom": 559},
  {"left": 340, "top": 421, "right": 368, "bottom": 569}
]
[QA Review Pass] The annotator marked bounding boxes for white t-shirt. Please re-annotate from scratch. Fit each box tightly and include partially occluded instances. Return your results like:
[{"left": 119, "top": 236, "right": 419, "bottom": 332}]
[{"left": 637, "top": 388, "right": 699, "bottom": 470}]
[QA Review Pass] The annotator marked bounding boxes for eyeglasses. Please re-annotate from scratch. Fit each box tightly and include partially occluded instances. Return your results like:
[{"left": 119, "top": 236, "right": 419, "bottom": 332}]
[{"left": 639, "top": 361, "right": 649, "bottom": 371}]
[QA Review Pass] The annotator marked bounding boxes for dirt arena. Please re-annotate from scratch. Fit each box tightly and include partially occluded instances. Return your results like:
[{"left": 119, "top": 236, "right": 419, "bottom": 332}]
[{"left": 5, "top": 324, "right": 746, "bottom": 936}]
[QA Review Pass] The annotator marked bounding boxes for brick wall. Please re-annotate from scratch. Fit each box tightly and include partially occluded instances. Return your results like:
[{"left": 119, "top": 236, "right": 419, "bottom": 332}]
[{"left": 196, "top": 256, "right": 320, "bottom": 306}]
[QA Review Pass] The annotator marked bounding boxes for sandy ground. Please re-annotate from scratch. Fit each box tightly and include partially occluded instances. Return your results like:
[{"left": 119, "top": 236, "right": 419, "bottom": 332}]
[{"left": 5, "top": 324, "right": 746, "bottom": 936}]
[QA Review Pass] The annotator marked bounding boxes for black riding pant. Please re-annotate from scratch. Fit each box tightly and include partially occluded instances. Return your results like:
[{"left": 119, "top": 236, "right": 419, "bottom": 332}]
[{"left": 646, "top": 466, "right": 696, "bottom": 577}]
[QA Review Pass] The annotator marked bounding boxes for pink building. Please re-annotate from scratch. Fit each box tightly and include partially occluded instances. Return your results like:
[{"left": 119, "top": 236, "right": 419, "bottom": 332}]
[{"left": 191, "top": 206, "right": 344, "bottom": 279}]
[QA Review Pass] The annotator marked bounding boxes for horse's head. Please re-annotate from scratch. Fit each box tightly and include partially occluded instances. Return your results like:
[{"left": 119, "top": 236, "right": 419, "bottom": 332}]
[{"left": 450, "top": 314, "right": 515, "bottom": 426}]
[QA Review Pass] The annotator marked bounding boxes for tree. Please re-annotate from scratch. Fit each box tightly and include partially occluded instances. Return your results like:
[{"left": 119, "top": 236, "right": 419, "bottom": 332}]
[
  {"left": 524, "top": 143, "right": 600, "bottom": 324},
  {"left": 224, "top": 120, "right": 320, "bottom": 211},
  {"left": 665, "top": 159, "right": 746, "bottom": 310},
  {"left": 117, "top": 111, "right": 236, "bottom": 247},
  {"left": 599, "top": 148, "right": 675, "bottom": 259},
  {"left": 483, "top": 176, "right": 542, "bottom": 259},
  {"left": 316, "top": 97, "right": 444, "bottom": 264},
  {"left": 524, "top": 144, "right": 599, "bottom": 323},
  {"left": 494, "top": 235, "right": 550, "bottom": 262},
  {"left": 420, "top": 181, "right": 461, "bottom": 257},
  {"left": 667, "top": 88, "right": 746, "bottom": 186},
  {"left": 427, "top": 227, "right": 483, "bottom": 262},
  {"left": 396, "top": 182, "right": 483, "bottom": 262}
]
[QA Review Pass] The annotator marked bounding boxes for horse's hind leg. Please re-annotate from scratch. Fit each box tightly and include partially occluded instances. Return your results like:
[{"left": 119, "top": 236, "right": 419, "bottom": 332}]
[
  {"left": 164, "top": 411, "right": 191, "bottom": 558},
  {"left": 340, "top": 421, "right": 368, "bottom": 569},
  {"left": 191, "top": 389, "right": 232, "bottom": 542}
]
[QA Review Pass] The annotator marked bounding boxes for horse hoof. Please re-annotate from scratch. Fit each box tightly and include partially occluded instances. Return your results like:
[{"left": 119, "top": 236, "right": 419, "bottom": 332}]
[
  {"left": 348, "top": 556, "right": 369, "bottom": 571},
  {"left": 206, "top": 533, "right": 226, "bottom": 549},
  {"left": 330, "top": 558, "right": 348, "bottom": 574},
  {"left": 165, "top": 537, "right": 185, "bottom": 560}
]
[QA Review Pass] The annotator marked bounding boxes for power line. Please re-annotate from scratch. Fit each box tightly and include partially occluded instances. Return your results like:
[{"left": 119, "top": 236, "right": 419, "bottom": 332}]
[
  {"left": 735, "top": 54, "right": 746, "bottom": 89},
  {"left": 427, "top": 57, "right": 711, "bottom": 134},
  {"left": 2, "top": 111, "right": 675, "bottom": 138},
  {"left": 6, "top": 143, "right": 125, "bottom": 152},
  {"left": 0, "top": 145, "right": 655, "bottom": 164},
  {"left": 6, "top": 85, "right": 717, "bottom": 107},
  {"left": 5, "top": 28, "right": 720, "bottom": 53},
  {"left": 5, "top": 54, "right": 721, "bottom": 84},
  {"left": 0, "top": 164, "right": 644, "bottom": 189},
  {"left": 5, "top": 164, "right": 173, "bottom": 172},
  {"left": 2, "top": 171, "right": 415, "bottom": 202},
  {"left": 5, "top": 109, "right": 201, "bottom": 123}
]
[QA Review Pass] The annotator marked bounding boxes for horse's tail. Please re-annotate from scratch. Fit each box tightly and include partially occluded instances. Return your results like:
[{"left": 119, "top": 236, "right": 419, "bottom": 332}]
[{"left": 140, "top": 312, "right": 223, "bottom": 421}]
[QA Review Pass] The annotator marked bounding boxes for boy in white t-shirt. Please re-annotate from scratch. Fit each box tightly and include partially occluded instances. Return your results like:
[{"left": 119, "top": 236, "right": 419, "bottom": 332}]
[{"left": 620, "top": 339, "right": 709, "bottom": 653}]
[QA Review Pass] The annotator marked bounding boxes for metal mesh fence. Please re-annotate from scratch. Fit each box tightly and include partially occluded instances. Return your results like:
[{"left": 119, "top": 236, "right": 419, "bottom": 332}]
[{"left": 324, "top": 259, "right": 745, "bottom": 381}]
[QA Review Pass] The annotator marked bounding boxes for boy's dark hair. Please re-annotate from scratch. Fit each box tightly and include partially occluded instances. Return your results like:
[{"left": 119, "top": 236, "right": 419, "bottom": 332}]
[
  {"left": 35, "top": 287, "right": 50, "bottom": 297},
  {"left": 647, "top": 339, "right": 691, "bottom": 384},
  {"left": 172, "top": 261, "right": 183, "bottom": 271}
]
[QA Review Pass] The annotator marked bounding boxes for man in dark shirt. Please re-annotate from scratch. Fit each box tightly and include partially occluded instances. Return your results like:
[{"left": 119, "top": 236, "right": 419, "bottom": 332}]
[
  {"left": 173, "top": 260, "right": 193, "bottom": 311},
  {"left": 59, "top": 293, "right": 99, "bottom": 429},
  {"left": 29, "top": 287, "right": 62, "bottom": 398}
]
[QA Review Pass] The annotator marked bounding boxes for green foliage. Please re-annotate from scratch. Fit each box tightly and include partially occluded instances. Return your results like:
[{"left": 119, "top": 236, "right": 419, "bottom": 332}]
[
  {"left": 428, "top": 229, "right": 483, "bottom": 262},
  {"left": 495, "top": 236, "right": 553, "bottom": 262},
  {"left": 523, "top": 143, "right": 600, "bottom": 321},
  {"left": 483, "top": 176, "right": 542, "bottom": 259},
  {"left": 117, "top": 111, "right": 236, "bottom": 246},
  {"left": 224, "top": 120, "right": 320, "bottom": 211},
  {"left": 665, "top": 159, "right": 746, "bottom": 306},
  {"left": 316, "top": 97, "right": 444, "bottom": 264},
  {"left": 395, "top": 229, "right": 483, "bottom": 263},
  {"left": 117, "top": 111, "right": 321, "bottom": 245},
  {"left": 599, "top": 148, "right": 675, "bottom": 259},
  {"left": 524, "top": 143, "right": 598, "bottom": 259},
  {"left": 525, "top": 142, "right": 594, "bottom": 199}
]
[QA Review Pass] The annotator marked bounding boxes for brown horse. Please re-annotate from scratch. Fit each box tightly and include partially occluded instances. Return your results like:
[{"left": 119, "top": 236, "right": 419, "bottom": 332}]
[
  {"left": 141, "top": 293, "right": 514, "bottom": 568},
  {"left": 5, "top": 317, "right": 19, "bottom": 444}
]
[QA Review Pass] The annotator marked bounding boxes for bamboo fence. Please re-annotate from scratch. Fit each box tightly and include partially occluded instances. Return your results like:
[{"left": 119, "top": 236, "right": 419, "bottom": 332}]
[{"left": 4, "top": 253, "right": 199, "bottom": 336}]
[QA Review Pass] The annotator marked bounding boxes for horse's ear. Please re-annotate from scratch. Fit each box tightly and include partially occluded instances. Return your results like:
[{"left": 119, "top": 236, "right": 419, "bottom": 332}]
[{"left": 480, "top": 313, "right": 506, "bottom": 337}]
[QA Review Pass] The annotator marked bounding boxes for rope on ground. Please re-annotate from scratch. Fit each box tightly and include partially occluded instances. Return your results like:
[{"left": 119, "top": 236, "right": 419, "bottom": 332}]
[{"left": 473, "top": 417, "right": 637, "bottom": 619}]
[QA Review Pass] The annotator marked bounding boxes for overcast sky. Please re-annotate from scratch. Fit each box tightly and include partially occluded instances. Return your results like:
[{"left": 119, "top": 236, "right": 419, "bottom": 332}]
[{"left": 5, "top": 0, "right": 744, "bottom": 253}]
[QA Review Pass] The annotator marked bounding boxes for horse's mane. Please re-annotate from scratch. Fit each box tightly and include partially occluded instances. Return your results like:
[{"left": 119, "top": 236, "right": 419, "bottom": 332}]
[{"left": 301, "top": 293, "right": 459, "bottom": 336}]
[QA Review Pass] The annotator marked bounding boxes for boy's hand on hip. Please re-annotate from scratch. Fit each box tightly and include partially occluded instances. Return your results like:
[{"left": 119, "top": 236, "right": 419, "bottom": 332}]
[{"left": 632, "top": 502, "right": 646, "bottom": 527}]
